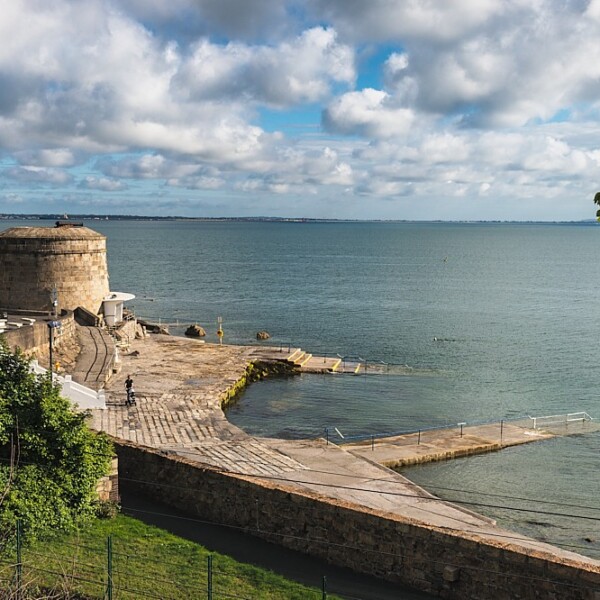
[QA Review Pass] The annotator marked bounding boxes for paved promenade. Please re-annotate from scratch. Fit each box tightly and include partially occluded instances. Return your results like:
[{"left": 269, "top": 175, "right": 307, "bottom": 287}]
[{"left": 88, "top": 334, "right": 600, "bottom": 568}]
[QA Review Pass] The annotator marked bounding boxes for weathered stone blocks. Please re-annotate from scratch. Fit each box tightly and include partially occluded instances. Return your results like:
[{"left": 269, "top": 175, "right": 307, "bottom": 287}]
[{"left": 0, "top": 226, "right": 110, "bottom": 315}]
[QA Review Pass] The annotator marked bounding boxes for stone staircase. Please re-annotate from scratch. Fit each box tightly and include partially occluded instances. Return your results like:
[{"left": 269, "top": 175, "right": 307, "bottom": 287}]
[{"left": 285, "top": 348, "right": 344, "bottom": 373}]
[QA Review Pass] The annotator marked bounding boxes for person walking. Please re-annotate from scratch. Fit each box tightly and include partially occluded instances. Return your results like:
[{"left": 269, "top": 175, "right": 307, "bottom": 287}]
[{"left": 125, "top": 374, "right": 134, "bottom": 406}]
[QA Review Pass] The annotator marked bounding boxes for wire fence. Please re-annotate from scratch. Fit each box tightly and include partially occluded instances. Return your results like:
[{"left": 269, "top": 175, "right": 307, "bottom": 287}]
[{"left": 0, "top": 522, "right": 335, "bottom": 600}]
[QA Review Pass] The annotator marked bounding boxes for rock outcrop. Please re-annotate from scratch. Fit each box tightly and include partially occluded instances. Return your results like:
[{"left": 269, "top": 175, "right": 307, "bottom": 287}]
[
  {"left": 256, "top": 330, "right": 271, "bottom": 340},
  {"left": 185, "top": 324, "right": 206, "bottom": 337}
]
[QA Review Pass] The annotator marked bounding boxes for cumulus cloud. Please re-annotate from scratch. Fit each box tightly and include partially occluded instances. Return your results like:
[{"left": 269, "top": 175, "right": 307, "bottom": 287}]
[
  {"left": 79, "top": 176, "right": 127, "bottom": 191},
  {"left": 320, "top": 1, "right": 600, "bottom": 130},
  {"left": 1, "top": 0, "right": 600, "bottom": 219},
  {"left": 119, "top": 0, "right": 291, "bottom": 42},
  {"left": 2, "top": 193, "right": 24, "bottom": 204},
  {"left": 173, "top": 27, "right": 354, "bottom": 107},
  {"left": 14, "top": 148, "right": 76, "bottom": 167},
  {"left": 4, "top": 166, "right": 72, "bottom": 185},
  {"left": 167, "top": 175, "right": 225, "bottom": 190},
  {"left": 323, "top": 89, "right": 414, "bottom": 138},
  {"left": 307, "top": 0, "right": 502, "bottom": 44}
]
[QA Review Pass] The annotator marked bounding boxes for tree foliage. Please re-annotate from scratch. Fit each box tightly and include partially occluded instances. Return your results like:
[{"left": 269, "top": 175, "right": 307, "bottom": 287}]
[
  {"left": 594, "top": 192, "right": 600, "bottom": 220},
  {"left": 0, "top": 340, "right": 112, "bottom": 539}
]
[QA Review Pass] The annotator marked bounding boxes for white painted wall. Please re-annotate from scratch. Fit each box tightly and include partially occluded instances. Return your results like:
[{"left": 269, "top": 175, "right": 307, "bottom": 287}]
[{"left": 30, "top": 360, "right": 106, "bottom": 410}]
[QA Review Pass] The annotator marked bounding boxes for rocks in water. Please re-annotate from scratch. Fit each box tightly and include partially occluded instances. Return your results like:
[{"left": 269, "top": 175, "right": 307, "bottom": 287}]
[
  {"left": 185, "top": 324, "right": 206, "bottom": 337},
  {"left": 256, "top": 330, "right": 271, "bottom": 340},
  {"left": 138, "top": 319, "right": 169, "bottom": 335}
]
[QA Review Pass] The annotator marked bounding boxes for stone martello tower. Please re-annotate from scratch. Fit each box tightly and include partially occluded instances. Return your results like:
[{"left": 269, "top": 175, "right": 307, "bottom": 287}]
[{"left": 0, "top": 224, "right": 110, "bottom": 315}]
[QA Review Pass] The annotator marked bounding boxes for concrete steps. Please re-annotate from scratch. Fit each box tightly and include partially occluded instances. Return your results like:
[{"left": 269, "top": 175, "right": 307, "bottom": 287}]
[
  {"left": 286, "top": 348, "right": 304, "bottom": 363},
  {"left": 286, "top": 348, "right": 313, "bottom": 366},
  {"left": 285, "top": 349, "right": 344, "bottom": 373}
]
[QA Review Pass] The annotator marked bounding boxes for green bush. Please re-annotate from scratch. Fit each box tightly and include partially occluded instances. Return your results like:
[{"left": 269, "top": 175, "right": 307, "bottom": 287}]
[{"left": 0, "top": 341, "right": 113, "bottom": 539}]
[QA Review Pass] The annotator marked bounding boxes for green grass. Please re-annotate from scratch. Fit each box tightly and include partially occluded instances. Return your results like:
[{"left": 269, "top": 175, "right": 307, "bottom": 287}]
[{"left": 0, "top": 514, "right": 339, "bottom": 599}]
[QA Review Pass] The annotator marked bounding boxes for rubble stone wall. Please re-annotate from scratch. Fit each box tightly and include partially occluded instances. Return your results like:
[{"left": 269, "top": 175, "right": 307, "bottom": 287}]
[{"left": 115, "top": 441, "right": 600, "bottom": 600}]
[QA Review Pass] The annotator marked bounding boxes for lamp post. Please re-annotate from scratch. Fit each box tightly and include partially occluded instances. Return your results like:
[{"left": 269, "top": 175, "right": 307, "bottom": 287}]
[
  {"left": 48, "top": 320, "right": 61, "bottom": 380},
  {"left": 50, "top": 284, "right": 58, "bottom": 318}
]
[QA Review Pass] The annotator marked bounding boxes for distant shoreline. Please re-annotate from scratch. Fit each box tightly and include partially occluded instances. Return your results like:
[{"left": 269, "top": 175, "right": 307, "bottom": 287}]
[{"left": 0, "top": 214, "right": 596, "bottom": 225}]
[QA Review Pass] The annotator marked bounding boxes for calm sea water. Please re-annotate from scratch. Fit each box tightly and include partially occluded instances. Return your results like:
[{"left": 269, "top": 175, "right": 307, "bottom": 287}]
[{"left": 3, "top": 219, "right": 599, "bottom": 558}]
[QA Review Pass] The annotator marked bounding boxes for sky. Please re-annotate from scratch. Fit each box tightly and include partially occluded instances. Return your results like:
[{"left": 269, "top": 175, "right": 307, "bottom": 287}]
[{"left": 1, "top": 0, "right": 600, "bottom": 220}]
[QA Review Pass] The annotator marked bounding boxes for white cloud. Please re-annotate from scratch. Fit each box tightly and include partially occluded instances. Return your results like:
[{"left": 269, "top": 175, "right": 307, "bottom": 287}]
[
  {"left": 308, "top": 0, "right": 502, "bottom": 44},
  {"left": 4, "top": 166, "right": 72, "bottom": 185},
  {"left": 119, "top": 0, "right": 291, "bottom": 41},
  {"left": 167, "top": 175, "right": 225, "bottom": 190},
  {"left": 1, "top": 0, "right": 600, "bottom": 219},
  {"left": 14, "top": 148, "right": 76, "bottom": 167},
  {"left": 174, "top": 27, "right": 354, "bottom": 107},
  {"left": 323, "top": 89, "right": 415, "bottom": 138},
  {"left": 79, "top": 176, "right": 127, "bottom": 191},
  {"left": 2, "top": 193, "right": 24, "bottom": 204}
]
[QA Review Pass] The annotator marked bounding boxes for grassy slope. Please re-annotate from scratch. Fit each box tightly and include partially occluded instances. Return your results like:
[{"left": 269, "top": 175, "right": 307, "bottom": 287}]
[{"left": 9, "top": 514, "right": 338, "bottom": 599}]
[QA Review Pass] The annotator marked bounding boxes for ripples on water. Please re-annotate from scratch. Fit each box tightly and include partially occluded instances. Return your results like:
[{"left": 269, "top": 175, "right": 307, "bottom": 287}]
[{"left": 3, "top": 219, "right": 598, "bottom": 557}]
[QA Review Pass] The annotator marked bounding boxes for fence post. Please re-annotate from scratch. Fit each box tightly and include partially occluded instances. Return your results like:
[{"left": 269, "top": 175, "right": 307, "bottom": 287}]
[
  {"left": 16, "top": 519, "right": 22, "bottom": 598},
  {"left": 207, "top": 555, "right": 213, "bottom": 600},
  {"left": 500, "top": 420, "right": 504, "bottom": 443},
  {"left": 371, "top": 435, "right": 374, "bottom": 451},
  {"left": 107, "top": 535, "right": 113, "bottom": 600},
  {"left": 322, "top": 575, "right": 327, "bottom": 600},
  {"left": 418, "top": 429, "right": 421, "bottom": 445}
]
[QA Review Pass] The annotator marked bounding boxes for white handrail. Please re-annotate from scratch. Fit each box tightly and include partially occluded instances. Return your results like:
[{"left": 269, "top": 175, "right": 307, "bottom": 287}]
[{"left": 528, "top": 411, "right": 592, "bottom": 430}]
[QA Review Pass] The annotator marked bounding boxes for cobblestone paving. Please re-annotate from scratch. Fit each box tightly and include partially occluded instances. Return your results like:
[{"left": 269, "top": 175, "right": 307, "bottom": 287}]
[{"left": 88, "top": 335, "right": 308, "bottom": 477}]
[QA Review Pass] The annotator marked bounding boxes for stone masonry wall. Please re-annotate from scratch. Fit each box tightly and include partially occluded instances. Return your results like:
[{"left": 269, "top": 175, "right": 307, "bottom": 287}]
[
  {"left": 0, "top": 231, "right": 110, "bottom": 315},
  {"left": 96, "top": 457, "right": 120, "bottom": 504},
  {"left": 116, "top": 441, "right": 600, "bottom": 600},
  {"left": 1, "top": 311, "right": 77, "bottom": 365}
]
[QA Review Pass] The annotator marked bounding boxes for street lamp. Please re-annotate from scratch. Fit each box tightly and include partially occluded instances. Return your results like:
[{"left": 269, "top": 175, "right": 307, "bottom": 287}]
[
  {"left": 48, "top": 320, "right": 61, "bottom": 380},
  {"left": 50, "top": 285, "right": 58, "bottom": 318}
]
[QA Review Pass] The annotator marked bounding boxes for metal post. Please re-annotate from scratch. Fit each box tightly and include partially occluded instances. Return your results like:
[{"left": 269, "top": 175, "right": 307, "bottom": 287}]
[
  {"left": 107, "top": 535, "right": 113, "bottom": 600},
  {"left": 325, "top": 428, "right": 329, "bottom": 445},
  {"left": 48, "top": 324, "right": 54, "bottom": 380},
  {"left": 207, "top": 555, "right": 213, "bottom": 600},
  {"left": 322, "top": 575, "right": 327, "bottom": 600},
  {"left": 418, "top": 429, "right": 421, "bottom": 445},
  {"left": 371, "top": 435, "right": 374, "bottom": 451},
  {"left": 16, "top": 520, "right": 22, "bottom": 597},
  {"left": 500, "top": 420, "right": 504, "bottom": 443},
  {"left": 217, "top": 316, "right": 223, "bottom": 345},
  {"left": 458, "top": 422, "right": 466, "bottom": 437}
]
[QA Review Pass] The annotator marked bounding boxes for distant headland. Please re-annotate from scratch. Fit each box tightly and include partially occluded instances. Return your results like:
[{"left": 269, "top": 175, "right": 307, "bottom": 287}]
[{"left": 0, "top": 213, "right": 596, "bottom": 224}]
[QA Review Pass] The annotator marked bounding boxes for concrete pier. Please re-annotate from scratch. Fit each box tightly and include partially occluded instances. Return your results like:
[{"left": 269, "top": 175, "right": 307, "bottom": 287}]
[{"left": 343, "top": 419, "right": 600, "bottom": 468}]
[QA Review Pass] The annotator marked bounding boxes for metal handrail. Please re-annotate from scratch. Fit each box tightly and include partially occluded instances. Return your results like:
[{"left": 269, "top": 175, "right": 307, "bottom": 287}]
[{"left": 326, "top": 411, "right": 597, "bottom": 444}]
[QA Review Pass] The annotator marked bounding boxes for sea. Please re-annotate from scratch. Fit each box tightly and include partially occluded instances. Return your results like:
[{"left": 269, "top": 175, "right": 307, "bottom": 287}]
[{"left": 2, "top": 218, "right": 599, "bottom": 559}]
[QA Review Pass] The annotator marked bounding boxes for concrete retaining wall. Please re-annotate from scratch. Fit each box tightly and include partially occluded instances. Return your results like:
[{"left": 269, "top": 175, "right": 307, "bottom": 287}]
[{"left": 116, "top": 441, "right": 600, "bottom": 600}]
